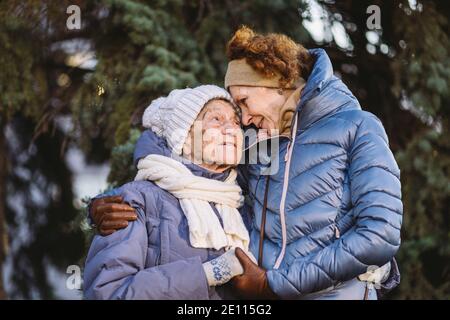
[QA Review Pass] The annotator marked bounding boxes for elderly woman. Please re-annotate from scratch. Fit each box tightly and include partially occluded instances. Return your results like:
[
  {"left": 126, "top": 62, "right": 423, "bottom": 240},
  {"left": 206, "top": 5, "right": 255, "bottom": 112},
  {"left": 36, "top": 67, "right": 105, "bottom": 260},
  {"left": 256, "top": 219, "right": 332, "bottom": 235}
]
[
  {"left": 84, "top": 85, "right": 256, "bottom": 300},
  {"left": 90, "top": 27, "right": 402, "bottom": 300}
]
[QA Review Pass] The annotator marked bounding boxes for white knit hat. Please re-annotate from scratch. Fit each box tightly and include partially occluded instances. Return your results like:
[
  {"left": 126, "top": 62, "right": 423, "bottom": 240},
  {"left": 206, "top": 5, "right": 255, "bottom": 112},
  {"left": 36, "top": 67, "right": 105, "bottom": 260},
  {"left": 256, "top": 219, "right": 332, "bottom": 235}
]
[{"left": 142, "top": 85, "right": 235, "bottom": 155}]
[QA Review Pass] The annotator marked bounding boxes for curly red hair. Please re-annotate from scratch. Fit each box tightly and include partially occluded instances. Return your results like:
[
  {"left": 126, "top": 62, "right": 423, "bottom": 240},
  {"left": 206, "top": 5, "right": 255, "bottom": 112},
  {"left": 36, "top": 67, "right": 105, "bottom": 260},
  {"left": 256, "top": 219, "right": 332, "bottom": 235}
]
[{"left": 226, "top": 26, "right": 313, "bottom": 88}]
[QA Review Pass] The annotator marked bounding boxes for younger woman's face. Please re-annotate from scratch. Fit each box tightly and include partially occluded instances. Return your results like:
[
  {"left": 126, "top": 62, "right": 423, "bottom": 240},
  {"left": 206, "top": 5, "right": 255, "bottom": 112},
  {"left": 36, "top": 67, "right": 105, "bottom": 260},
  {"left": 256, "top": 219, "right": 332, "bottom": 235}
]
[
  {"left": 183, "top": 99, "right": 243, "bottom": 166},
  {"left": 229, "top": 86, "right": 288, "bottom": 135}
]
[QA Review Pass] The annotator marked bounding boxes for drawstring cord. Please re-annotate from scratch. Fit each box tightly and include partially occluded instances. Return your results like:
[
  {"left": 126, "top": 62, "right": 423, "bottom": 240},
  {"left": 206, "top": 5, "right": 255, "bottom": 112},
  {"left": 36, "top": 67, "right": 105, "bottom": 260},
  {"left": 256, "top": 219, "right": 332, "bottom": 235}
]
[{"left": 273, "top": 113, "right": 299, "bottom": 269}]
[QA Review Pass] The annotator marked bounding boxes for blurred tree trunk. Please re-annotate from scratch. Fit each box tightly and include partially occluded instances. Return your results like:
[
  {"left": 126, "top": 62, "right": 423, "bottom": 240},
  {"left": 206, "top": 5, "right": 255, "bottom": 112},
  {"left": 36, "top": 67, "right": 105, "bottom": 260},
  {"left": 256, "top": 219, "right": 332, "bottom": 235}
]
[{"left": 0, "top": 118, "right": 7, "bottom": 299}]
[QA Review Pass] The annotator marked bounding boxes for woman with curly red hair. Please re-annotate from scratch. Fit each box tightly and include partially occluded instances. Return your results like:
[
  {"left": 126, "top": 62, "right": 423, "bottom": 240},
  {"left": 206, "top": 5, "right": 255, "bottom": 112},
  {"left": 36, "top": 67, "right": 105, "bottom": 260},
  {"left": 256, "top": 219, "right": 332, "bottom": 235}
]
[{"left": 223, "top": 26, "right": 401, "bottom": 300}]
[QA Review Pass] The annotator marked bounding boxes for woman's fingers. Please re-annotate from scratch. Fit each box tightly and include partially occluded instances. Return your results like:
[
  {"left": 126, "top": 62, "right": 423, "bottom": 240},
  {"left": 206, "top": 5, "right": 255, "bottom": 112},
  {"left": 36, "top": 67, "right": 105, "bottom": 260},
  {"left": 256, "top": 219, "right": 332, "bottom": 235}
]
[
  {"left": 97, "top": 212, "right": 136, "bottom": 234},
  {"left": 91, "top": 196, "right": 137, "bottom": 235},
  {"left": 109, "top": 211, "right": 137, "bottom": 221},
  {"left": 104, "top": 211, "right": 138, "bottom": 222},
  {"left": 101, "top": 219, "right": 129, "bottom": 230},
  {"left": 97, "top": 217, "right": 130, "bottom": 236},
  {"left": 103, "top": 195, "right": 124, "bottom": 203},
  {"left": 234, "top": 247, "right": 255, "bottom": 271},
  {"left": 97, "top": 203, "right": 136, "bottom": 215},
  {"left": 93, "top": 195, "right": 123, "bottom": 207}
]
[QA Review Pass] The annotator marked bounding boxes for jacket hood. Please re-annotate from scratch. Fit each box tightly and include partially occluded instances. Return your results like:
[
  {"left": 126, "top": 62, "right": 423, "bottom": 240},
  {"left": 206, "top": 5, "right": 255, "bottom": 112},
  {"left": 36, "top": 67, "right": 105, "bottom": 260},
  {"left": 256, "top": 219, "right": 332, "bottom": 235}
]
[
  {"left": 133, "top": 129, "right": 231, "bottom": 181},
  {"left": 296, "top": 49, "right": 361, "bottom": 131}
]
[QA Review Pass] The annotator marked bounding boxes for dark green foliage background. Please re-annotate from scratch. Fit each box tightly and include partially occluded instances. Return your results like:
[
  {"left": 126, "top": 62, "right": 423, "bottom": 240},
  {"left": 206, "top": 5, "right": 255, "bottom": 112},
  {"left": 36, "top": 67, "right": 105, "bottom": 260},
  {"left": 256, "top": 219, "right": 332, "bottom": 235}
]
[{"left": 0, "top": 0, "right": 448, "bottom": 299}]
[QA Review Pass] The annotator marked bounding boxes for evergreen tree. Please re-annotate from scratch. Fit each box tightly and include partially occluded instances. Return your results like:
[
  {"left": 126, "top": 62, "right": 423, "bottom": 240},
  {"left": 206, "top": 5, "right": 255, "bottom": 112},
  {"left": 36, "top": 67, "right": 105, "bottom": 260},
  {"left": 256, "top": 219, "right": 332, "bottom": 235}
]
[{"left": 0, "top": 0, "right": 90, "bottom": 298}]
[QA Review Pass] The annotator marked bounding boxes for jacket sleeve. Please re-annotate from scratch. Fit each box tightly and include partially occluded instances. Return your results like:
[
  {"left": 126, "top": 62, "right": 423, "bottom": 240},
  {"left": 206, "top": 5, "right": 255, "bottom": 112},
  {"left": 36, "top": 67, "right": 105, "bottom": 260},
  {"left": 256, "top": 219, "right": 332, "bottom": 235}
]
[
  {"left": 83, "top": 183, "right": 210, "bottom": 300},
  {"left": 267, "top": 115, "right": 403, "bottom": 298}
]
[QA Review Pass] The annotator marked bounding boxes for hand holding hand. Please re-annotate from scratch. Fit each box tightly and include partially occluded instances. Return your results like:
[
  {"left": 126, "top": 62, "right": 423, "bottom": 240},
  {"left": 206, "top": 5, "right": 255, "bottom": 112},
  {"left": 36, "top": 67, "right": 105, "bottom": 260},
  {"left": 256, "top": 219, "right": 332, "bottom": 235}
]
[{"left": 230, "top": 248, "right": 277, "bottom": 299}]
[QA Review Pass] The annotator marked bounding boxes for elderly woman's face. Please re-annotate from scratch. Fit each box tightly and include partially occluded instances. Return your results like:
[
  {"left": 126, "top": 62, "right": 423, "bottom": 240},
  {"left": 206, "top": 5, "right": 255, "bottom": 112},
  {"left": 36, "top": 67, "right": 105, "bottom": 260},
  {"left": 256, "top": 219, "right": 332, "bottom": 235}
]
[
  {"left": 183, "top": 99, "right": 243, "bottom": 166},
  {"left": 229, "top": 86, "right": 287, "bottom": 134}
]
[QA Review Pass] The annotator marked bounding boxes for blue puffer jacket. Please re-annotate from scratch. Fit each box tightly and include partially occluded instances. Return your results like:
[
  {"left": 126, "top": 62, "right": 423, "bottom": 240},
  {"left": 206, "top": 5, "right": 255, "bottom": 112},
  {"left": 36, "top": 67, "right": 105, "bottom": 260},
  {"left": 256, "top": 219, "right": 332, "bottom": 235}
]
[
  {"left": 244, "top": 49, "right": 402, "bottom": 299},
  {"left": 83, "top": 130, "right": 252, "bottom": 299}
]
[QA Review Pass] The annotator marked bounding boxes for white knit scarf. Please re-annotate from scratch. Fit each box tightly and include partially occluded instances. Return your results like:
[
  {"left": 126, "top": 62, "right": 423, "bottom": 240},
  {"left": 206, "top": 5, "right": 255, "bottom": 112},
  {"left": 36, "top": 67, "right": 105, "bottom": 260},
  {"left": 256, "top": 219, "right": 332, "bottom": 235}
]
[{"left": 134, "top": 154, "right": 250, "bottom": 251}]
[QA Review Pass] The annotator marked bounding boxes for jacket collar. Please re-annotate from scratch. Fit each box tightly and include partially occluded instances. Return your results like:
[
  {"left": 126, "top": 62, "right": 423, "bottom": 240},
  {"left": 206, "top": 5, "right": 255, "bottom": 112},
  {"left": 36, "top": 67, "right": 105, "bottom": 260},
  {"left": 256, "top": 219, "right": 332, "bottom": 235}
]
[{"left": 294, "top": 48, "right": 361, "bottom": 131}]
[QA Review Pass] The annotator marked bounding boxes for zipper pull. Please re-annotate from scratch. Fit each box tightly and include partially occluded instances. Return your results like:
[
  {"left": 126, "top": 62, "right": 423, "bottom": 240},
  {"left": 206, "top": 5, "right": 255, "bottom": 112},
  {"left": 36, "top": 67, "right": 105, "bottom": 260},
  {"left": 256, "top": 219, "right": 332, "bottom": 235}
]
[
  {"left": 335, "top": 225, "right": 340, "bottom": 239},
  {"left": 284, "top": 142, "right": 291, "bottom": 162}
]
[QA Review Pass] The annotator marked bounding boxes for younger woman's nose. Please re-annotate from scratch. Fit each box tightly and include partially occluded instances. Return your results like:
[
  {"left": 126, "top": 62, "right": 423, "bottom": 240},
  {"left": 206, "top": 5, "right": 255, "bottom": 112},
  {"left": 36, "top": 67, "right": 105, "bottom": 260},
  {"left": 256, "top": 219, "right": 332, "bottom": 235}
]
[{"left": 241, "top": 110, "right": 252, "bottom": 126}]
